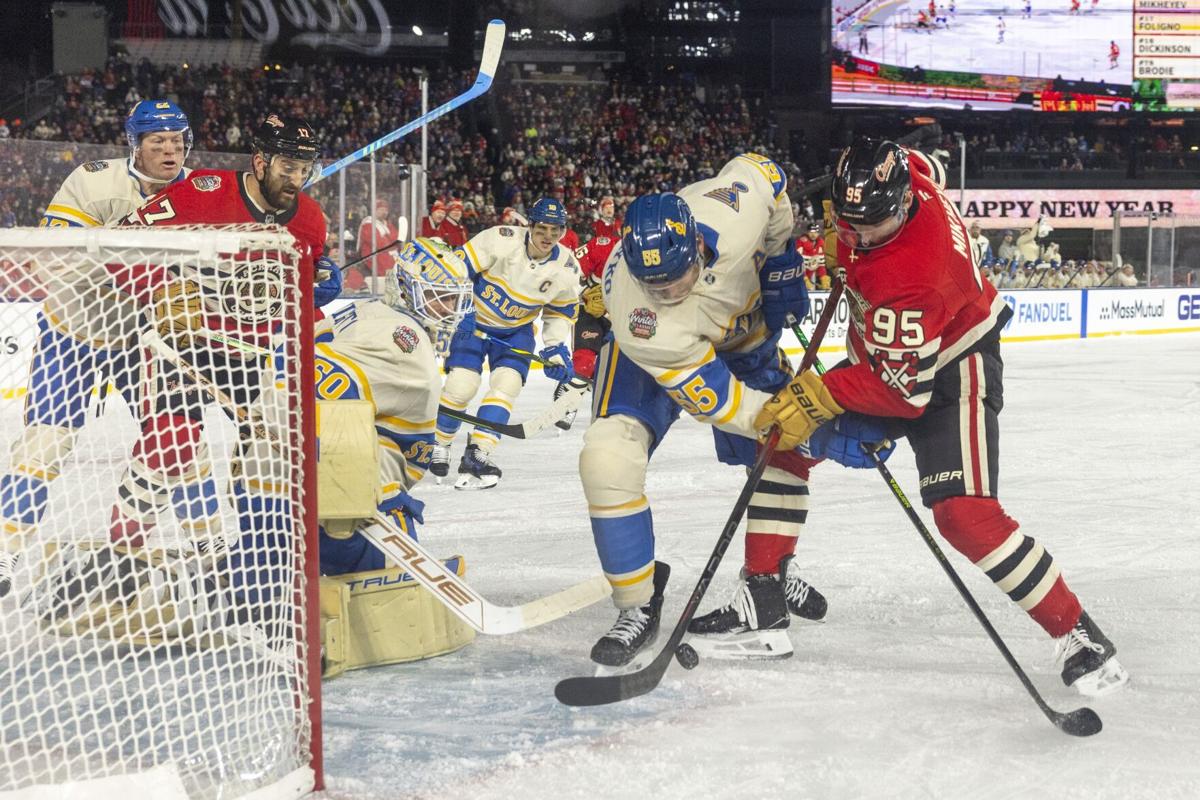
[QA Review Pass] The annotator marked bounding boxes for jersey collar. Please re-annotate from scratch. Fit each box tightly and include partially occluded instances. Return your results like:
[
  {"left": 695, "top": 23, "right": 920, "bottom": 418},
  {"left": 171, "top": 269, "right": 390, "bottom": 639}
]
[
  {"left": 126, "top": 158, "right": 186, "bottom": 198},
  {"left": 239, "top": 172, "right": 299, "bottom": 224}
]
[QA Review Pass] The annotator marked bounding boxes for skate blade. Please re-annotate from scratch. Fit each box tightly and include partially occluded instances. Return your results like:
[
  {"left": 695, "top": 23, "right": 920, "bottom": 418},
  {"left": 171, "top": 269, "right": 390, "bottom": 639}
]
[
  {"left": 687, "top": 629, "right": 793, "bottom": 661},
  {"left": 1071, "top": 657, "right": 1130, "bottom": 698},
  {"left": 454, "top": 474, "right": 499, "bottom": 490}
]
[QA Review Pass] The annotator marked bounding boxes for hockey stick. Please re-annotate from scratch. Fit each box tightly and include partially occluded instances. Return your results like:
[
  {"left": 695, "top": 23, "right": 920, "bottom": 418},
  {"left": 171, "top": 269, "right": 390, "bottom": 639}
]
[
  {"left": 306, "top": 20, "right": 506, "bottom": 187},
  {"left": 437, "top": 377, "right": 590, "bottom": 439},
  {"left": 862, "top": 447, "right": 1102, "bottom": 737},
  {"left": 359, "top": 515, "right": 611, "bottom": 635},
  {"left": 554, "top": 283, "right": 844, "bottom": 707},
  {"left": 789, "top": 327, "right": 1102, "bottom": 736},
  {"left": 471, "top": 329, "right": 596, "bottom": 384}
]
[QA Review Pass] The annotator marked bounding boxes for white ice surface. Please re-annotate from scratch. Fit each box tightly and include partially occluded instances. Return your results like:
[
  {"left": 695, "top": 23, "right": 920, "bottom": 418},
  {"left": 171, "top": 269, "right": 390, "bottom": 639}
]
[
  {"left": 841, "top": 1, "right": 1134, "bottom": 83},
  {"left": 317, "top": 333, "right": 1200, "bottom": 800}
]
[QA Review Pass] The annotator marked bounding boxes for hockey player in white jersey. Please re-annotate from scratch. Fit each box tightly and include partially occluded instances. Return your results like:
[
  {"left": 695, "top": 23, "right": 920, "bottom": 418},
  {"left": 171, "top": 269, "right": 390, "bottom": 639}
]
[
  {"left": 0, "top": 100, "right": 192, "bottom": 597},
  {"left": 432, "top": 198, "right": 580, "bottom": 489},
  {"left": 579, "top": 153, "right": 891, "bottom": 667}
]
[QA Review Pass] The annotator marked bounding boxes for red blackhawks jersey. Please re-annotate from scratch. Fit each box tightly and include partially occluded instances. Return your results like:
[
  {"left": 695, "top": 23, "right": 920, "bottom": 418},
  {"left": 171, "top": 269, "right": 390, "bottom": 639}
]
[
  {"left": 117, "top": 169, "right": 327, "bottom": 352},
  {"left": 823, "top": 150, "right": 1007, "bottom": 419},
  {"left": 575, "top": 232, "right": 619, "bottom": 283}
]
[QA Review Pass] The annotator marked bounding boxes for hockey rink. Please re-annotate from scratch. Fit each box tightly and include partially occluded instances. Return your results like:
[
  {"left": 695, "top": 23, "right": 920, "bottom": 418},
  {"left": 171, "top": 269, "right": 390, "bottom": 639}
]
[
  {"left": 316, "top": 332, "right": 1200, "bottom": 799},
  {"left": 844, "top": 1, "right": 1133, "bottom": 83}
]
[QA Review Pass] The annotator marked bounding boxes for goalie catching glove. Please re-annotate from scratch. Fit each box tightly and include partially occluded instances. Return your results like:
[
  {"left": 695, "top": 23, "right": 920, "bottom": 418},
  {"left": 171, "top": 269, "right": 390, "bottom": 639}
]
[
  {"left": 754, "top": 369, "right": 844, "bottom": 451},
  {"left": 581, "top": 282, "right": 606, "bottom": 317}
]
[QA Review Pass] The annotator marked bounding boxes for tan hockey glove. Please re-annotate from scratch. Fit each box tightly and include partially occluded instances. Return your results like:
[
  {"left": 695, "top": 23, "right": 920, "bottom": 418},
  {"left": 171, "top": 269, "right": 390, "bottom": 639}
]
[
  {"left": 581, "top": 283, "right": 606, "bottom": 317},
  {"left": 818, "top": 275, "right": 832, "bottom": 290},
  {"left": 754, "top": 370, "right": 844, "bottom": 451},
  {"left": 152, "top": 280, "right": 205, "bottom": 344}
]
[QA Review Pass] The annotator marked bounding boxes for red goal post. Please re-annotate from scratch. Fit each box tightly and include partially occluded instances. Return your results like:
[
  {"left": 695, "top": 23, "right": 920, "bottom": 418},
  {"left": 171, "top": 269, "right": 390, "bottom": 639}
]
[{"left": 0, "top": 224, "right": 320, "bottom": 799}]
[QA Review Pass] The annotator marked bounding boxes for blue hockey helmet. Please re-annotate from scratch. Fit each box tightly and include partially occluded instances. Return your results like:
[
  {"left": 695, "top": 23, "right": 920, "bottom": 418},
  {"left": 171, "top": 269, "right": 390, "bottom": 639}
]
[
  {"left": 124, "top": 100, "right": 192, "bottom": 156},
  {"left": 621, "top": 193, "right": 700, "bottom": 302},
  {"left": 527, "top": 197, "right": 568, "bottom": 228}
]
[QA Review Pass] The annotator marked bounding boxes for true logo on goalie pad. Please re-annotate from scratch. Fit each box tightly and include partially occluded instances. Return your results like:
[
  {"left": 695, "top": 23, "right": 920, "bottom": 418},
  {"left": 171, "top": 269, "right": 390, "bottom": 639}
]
[
  {"left": 191, "top": 175, "right": 222, "bottom": 192},
  {"left": 392, "top": 325, "right": 419, "bottom": 353}
]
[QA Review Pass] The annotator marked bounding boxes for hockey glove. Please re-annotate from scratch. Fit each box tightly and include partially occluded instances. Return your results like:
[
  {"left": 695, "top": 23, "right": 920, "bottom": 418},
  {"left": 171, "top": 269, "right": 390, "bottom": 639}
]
[
  {"left": 151, "top": 279, "right": 205, "bottom": 344},
  {"left": 759, "top": 248, "right": 810, "bottom": 332},
  {"left": 755, "top": 370, "right": 844, "bottom": 451},
  {"left": 378, "top": 488, "right": 426, "bottom": 539},
  {"left": 539, "top": 343, "right": 574, "bottom": 383},
  {"left": 314, "top": 256, "right": 344, "bottom": 307},
  {"left": 581, "top": 283, "right": 606, "bottom": 317},
  {"left": 450, "top": 311, "right": 477, "bottom": 350},
  {"left": 803, "top": 413, "right": 895, "bottom": 469}
]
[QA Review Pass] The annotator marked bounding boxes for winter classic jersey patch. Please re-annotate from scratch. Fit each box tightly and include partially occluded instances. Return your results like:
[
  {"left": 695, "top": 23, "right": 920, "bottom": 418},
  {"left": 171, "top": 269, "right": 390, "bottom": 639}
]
[
  {"left": 392, "top": 325, "right": 420, "bottom": 353},
  {"left": 191, "top": 175, "right": 222, "bottom": 192},
  {"left": 628, "top": 307, "right": 657, "bottom": 339}
]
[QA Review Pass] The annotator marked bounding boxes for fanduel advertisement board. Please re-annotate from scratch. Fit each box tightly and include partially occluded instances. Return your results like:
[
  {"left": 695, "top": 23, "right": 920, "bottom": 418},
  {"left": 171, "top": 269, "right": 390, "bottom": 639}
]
[{"left": 998, "top": 289, "right": 1082, "bottom": 341}]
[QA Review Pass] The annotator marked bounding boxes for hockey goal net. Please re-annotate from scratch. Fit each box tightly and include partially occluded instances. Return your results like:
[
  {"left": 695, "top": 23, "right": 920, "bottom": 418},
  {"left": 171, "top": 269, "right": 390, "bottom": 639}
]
[{"left": 0, "top": 225, "right": 319, "bottom": 799}]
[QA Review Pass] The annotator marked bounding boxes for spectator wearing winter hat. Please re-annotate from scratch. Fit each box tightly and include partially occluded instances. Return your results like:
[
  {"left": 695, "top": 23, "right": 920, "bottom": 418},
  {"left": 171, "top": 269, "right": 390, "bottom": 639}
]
[
  {"left": 997, "top": 230, "right": 1019, "bottom": 264},
  {"left": 357, "top": 197, "right": 400, "bottom": 278},
  {"left": 420, "top": 199, "right": 447, "bottom": 239},
  {"left": 437, "top": 198, "right": 468, "bottom": 247},
  {"left": 591, "top": 195, "right": 621, "bottom": 239}
]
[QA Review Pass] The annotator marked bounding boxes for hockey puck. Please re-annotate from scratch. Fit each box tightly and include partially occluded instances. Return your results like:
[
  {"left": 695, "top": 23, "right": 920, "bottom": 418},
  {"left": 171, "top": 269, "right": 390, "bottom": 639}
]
[{"left": 675, "top": 643, "right": 699, "bottom": 670}]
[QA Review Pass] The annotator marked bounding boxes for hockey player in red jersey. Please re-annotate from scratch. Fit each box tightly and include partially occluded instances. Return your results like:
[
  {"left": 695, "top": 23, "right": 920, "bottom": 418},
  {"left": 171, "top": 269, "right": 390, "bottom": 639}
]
[
  {"left": 795, "top": 222, "right": 830, "bottom": 289},
  {"left": 569, "top": 228, "right": 619, "bottom": 383},
  {"left": 755, "top": 138, "right": 1128, "bottom": 698}
]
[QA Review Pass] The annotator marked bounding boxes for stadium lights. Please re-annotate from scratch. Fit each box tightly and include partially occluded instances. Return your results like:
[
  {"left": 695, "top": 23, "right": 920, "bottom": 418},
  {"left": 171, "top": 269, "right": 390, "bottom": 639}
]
[{"left": 412, "top": 25, "right": 423, "bottom": 36}]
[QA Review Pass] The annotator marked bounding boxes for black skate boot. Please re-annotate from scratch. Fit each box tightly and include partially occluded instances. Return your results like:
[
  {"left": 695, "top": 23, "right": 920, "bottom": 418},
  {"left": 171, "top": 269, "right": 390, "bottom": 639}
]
[
  {"left": 0, "top": 551, "right": 17, "bottom": 599},
  {"left": 553, "top": 382, "right": 578, "bottom": 431},
  {"left": 1056, "top": 611, "right": 1128, "bottom": 697},
  {"left": 782, "top": 556, "right": 828, "bottom": 622},
  {"left": 591, "top": 561, "right": 670, "bottom": 668},
  {"left": 453, "top": 443, "right": 501, "bottom": 490},
  {"left": 430, "top": 444, "right": 450, "bottom": 481},
  {"left": 687, "top": 558, "right": 792, "bottom": 659}
]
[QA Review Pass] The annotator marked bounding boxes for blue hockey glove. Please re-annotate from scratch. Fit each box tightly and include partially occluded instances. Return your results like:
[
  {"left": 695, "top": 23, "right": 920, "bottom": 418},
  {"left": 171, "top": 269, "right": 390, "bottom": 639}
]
[
  {"left": 314, "top": 256, "right": 343, "bottom": 307},
  {"left": 539, "top": 343, "right": 574, "bottom": 383},
  {"left": 760, "top": 248, "right": 810, "bottom": 332},
  {"left": 378, "top": 488, "right": 426, "bottom": 539},
  {"left": 803, "top": 412, "right": 896, "bottom": 469},
  {"left": 450, "top": 311, "right": 478, "bottom": 349}
]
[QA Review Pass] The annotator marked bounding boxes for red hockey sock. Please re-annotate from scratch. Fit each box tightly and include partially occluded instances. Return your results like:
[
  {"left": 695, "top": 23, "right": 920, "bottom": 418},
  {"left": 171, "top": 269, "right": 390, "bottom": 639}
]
[
  {"left": 932, "top": 496, "right": 1082, "bottom": 638},
  {"left": 744, "top": 533, "right": 797, "bottom": 576}
]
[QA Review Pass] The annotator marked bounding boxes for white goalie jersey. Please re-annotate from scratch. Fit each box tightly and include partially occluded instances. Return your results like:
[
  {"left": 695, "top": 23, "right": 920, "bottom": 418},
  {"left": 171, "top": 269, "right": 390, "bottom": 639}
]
[
  {"left": 311, "top": 301, "right": 441, "bottom": 493},
  {"left": 601, "top": 153, "right": 796, "bottom": 438}
]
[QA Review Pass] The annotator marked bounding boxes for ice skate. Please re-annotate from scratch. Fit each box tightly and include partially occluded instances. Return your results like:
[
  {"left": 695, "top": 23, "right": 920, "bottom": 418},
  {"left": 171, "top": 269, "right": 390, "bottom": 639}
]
[
  {"left": 430, "top": 444, "right": 450, "bottom": 484},
  {"left": 783, "top": 557, "right": 828, "bottom": 622},
  {"left": 453, "top": 443, "right": 501, "bottom": 490},
  {"left": 591, "top": 561, "right": 670, "bottom": 674},
  {"left": 687, "top": 558, "right": 792, "bottom": 660},
  {"left": 1056, "top": 611, "right": 1128, "bottom": 697},
  {"left": 553, "top": 382, "right": 578, "bottom": 432},
  {"left": 0, "top": 550, "right": 17, "bottom": 599}
]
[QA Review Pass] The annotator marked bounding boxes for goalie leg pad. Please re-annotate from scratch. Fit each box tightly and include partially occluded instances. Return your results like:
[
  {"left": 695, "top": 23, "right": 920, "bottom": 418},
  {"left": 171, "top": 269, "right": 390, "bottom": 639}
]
[
  {"left": 468, "top": 366, "right": 523, "bottom": 452},
  {"left": 319, "top": 558, "right": 475, "bottom": 677},
  {"left": 581, "top": 415, "right": 657, "bottom": 609},
  {"left": 436, "top": 367, "right": 482, "bottom": 445}
]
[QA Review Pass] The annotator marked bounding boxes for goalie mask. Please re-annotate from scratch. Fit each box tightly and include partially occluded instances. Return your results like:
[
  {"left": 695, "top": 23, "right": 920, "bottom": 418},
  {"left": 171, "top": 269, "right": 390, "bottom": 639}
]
[{"left": 384, "top": 237, "right": 474, "bottom": 332}]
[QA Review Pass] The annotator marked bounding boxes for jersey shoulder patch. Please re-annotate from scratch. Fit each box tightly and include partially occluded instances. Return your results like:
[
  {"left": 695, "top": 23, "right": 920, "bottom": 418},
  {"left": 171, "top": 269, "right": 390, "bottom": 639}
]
[
  {"left": 191, "top": 174, "right": 222, "bottom": 192},
  {"left": 392, "top": 324, "right": 421, "bottom": 353},
  {"left": 82, "top": 160, "right": 109, "bottom": 173},
  {"left": 499, "top": 226, "right": 515, "bottom": 237}
]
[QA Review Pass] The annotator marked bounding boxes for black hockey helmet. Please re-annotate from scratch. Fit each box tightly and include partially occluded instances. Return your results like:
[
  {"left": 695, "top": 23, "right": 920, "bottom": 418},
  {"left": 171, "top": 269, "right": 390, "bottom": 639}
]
[
  {"left": 252, "top": 114, "right": 320, "bottom": 163},
  {"left": 831, "top": 137, "right": 912, "bottom": 250}
]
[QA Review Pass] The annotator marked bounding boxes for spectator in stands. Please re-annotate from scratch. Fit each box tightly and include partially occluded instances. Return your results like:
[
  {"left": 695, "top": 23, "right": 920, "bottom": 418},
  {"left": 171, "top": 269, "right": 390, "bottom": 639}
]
[
  {"left": 968, "top": 221, "right": 992, "bottom": 267},
  {"left": 1010, "top": 263, "right": 1033, "bottom": 289},
  {"left": 356, "top": 197, "right": 400, "bottom": 279},
  {"left": 437, "top": 198, "right": 468, "bottom": 247},
  {"left": 996, "top": 230, "right": 1019, "bottom": 264},
  {"left": 1115, "top": 264, "right": 1138, "bottom": 287},
  {"left": 420, "top": 200, "right": 447, "bottom": 239},
  {"left": 592, "top": 195, "right": 621, "bottom": 239}
]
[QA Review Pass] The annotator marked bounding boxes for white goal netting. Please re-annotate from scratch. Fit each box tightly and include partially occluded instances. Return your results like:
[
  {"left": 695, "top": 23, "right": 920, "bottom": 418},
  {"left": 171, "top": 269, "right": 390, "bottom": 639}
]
[{"left": 0, "top": 225, "right": 317, "bottom": 800}]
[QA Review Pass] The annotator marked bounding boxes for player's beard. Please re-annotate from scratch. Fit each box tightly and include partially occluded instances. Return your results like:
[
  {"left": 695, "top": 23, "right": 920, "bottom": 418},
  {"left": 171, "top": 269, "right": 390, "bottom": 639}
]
[{"left": 258, "top": 166, "right": 300, "bottom": 212}]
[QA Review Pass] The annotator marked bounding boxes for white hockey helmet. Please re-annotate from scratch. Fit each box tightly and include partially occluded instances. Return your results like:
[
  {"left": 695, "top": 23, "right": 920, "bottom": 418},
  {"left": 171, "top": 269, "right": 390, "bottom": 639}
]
[{"left": 384, "top": 237, "right": 474, "bottom": 331}]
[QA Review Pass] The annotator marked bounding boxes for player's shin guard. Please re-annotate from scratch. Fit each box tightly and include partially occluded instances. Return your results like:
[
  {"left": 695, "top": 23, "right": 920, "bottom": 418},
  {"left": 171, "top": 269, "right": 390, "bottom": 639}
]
[
  {"left": 932, "top": 496, "right": 1082, "bottom": 637},
  {"left": 580, "top": 415, "right": 656, "bottom": 609},
  {"left": 467, "top": 366, "right": 522, "bottom": 454},
  {"left": 435, "top": 367, "right": 482, "bottom": 447}
]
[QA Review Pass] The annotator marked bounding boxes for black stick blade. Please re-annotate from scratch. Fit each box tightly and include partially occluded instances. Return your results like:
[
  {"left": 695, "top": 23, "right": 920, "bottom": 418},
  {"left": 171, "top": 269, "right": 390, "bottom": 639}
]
[{"left": 1054, "top": 706, "right": 1103, "bottom": 737}]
